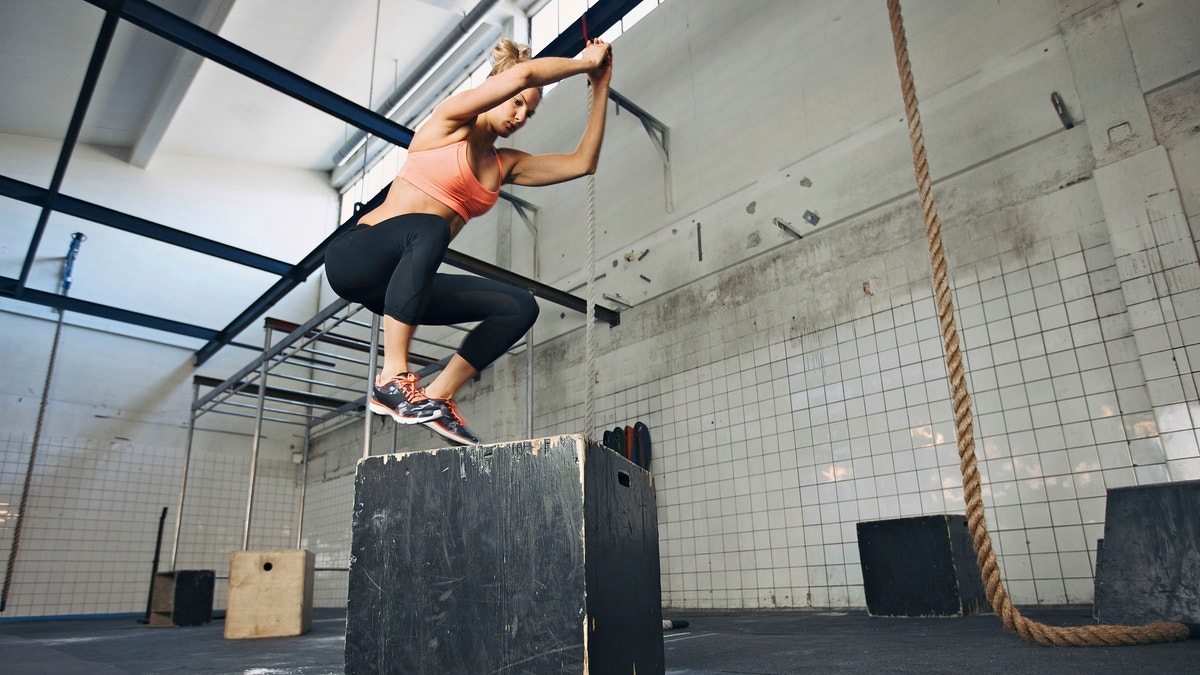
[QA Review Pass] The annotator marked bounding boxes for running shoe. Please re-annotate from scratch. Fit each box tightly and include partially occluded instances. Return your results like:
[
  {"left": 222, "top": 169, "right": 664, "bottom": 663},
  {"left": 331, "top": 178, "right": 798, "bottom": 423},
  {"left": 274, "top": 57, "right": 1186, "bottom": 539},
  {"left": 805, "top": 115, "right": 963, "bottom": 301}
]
[
  {"left": 422, "top": 398, "right": 481, "bottom": 445},
  {"left": 368, "top": 373, "right": 442, "bottom": 424}
]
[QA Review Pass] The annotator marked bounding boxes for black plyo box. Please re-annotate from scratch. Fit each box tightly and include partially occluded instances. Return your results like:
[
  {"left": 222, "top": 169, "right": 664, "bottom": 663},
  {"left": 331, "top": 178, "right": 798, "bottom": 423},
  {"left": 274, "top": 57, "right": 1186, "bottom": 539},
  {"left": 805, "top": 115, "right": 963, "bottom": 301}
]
[
  {"left": 149, "top": 569, "right": 214, "bottom": 627},
  {"left": 856, "top": 515, "right": 987, "bottom": 617},
  {"left": 1094, "top": 479, "right": 1200, "bottom": 624},
  {"left": 345, "top": 434, "right": 664, "bottom": 674}
]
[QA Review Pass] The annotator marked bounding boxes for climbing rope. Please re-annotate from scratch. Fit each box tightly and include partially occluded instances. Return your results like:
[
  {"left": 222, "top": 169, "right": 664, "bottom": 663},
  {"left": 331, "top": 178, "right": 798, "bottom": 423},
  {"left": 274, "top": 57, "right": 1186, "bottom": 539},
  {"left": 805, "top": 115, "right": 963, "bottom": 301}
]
[
  {"left": 885, "top": 0, "right": 1188, "bottom": 646},
  {"left": 582, "top": 13, "right": 598, "bottom": 438}
]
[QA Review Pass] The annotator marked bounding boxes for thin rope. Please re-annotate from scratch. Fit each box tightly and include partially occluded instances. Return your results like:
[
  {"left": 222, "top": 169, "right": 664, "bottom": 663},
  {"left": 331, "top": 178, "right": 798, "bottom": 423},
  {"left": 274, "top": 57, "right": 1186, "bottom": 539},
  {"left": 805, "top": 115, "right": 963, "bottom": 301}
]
[
  {"left": 885, "top": 0, "right": 1188, "bottom": 646},
  {"left": 359, "top": 0, "right": 382, "bottom": 206},
  {"left": 582, "top": 11, "right": 597, "bottom": 438}
]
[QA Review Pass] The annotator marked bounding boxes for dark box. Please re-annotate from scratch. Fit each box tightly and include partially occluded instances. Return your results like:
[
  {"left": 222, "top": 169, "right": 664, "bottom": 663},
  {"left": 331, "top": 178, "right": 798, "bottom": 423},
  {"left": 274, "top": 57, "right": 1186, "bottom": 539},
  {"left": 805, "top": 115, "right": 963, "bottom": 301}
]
[
  {"left": 345, "top": 435, "right": 664, "bottom": 674},
  {"left": 1094, "top": 479, "right": 1200, "bottom": 624},
  {"left": 856, "top": 515, "right": 987, "bottom": 617},
  {"left": 149, "top": 569, "right": 214, "bottom": 627}
]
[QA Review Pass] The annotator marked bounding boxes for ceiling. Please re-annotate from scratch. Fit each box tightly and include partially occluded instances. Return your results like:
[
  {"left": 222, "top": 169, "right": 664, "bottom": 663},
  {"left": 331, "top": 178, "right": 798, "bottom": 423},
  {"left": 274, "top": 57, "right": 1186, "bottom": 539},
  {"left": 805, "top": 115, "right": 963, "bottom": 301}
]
[
  {"left": 0, "top": 0, "right": 633, "bottom": 364},
  {"left": 0, "top": 0, "right": 522, "bottom": 172}
]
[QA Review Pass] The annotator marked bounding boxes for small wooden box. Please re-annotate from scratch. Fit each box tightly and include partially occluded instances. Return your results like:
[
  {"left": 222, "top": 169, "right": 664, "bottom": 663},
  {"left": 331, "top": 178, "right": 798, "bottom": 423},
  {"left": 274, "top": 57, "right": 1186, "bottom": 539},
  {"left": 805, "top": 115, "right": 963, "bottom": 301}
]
[{"left": 224, "top": 549, "right": 315, "bottom": 639}]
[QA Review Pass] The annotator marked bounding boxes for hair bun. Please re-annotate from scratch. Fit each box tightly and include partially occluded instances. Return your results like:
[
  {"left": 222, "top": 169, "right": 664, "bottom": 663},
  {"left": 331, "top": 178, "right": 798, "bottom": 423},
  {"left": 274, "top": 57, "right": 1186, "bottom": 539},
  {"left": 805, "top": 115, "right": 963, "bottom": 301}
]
[{"left": 490, "top": 38, "right": 533, "bottom": 76}]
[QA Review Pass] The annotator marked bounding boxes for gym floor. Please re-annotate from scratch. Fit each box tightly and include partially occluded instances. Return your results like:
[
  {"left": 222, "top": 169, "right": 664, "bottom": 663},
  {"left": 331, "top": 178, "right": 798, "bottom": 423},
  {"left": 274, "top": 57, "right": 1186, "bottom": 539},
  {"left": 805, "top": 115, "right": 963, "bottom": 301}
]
[{"left": 1, "top": 606, "right": 1196, "bottom": 674}]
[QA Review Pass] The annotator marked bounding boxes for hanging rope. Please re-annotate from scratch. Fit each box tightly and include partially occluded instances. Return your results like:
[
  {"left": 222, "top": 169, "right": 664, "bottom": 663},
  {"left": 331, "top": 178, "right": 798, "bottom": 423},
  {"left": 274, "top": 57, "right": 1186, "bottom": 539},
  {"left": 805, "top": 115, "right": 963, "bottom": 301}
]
[
  {"left": 358, "top": 0, "right": 382, "bottom": 208},
  {"left": 885, "top": 0, "right": 1188, "bottom": 646},
  {"left": 582, "top": 12, "right": 598, "bottom": 438}
]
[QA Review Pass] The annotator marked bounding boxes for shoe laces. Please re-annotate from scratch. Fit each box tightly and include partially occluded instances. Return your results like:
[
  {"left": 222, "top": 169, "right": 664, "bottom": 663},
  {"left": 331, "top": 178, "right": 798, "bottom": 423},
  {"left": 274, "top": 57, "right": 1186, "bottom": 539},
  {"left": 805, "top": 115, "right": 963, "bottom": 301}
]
[
  {"left": 393, "top": 373, "right": 428, "bottom": 402},
  {"left": 436, "top": 398, "right": 466, "bottom": 426}
]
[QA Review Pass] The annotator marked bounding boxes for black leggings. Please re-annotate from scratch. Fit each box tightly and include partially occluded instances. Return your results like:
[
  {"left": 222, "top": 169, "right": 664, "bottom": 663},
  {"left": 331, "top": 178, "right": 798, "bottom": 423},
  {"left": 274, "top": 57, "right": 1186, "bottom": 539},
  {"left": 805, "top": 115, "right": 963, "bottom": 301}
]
[{"left": 324, "top": 213, "right": 539, "bottom": 371}]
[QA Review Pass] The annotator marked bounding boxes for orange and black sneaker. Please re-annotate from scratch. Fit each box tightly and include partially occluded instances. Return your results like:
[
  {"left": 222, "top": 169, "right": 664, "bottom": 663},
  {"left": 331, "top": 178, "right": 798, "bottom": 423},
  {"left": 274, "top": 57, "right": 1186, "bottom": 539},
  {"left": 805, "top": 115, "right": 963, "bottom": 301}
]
[
  {"left": 422, "top": 398, "right": 481, "bottom": 446},
  {"left": 369, "top": 372, "right": 442, "bottom": 424}
]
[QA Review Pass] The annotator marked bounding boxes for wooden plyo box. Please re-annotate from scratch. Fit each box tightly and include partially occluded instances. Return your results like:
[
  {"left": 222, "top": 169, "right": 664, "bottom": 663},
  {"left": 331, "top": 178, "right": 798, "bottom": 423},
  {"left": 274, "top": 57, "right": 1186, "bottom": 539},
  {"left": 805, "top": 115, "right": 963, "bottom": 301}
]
[
  {"left": 856, "top": 515, "right": 987, "bottom": 618},
  {"left": 224, "top": 549, "right": 315, "bottom": 639},
  {"left": 345, "top": 434, "right": 664, "bottom": 675},
  {"left": 1094, "top": 479, "right": 1200, "bottom": 624}
]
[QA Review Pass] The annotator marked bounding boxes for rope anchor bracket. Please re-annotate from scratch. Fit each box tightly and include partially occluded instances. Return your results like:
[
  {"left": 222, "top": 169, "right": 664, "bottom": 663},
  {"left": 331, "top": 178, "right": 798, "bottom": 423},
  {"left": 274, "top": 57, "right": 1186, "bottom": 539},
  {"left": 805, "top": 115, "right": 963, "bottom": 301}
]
[{"left": 608, "top": 89, "right": 672, "bottom": 212}]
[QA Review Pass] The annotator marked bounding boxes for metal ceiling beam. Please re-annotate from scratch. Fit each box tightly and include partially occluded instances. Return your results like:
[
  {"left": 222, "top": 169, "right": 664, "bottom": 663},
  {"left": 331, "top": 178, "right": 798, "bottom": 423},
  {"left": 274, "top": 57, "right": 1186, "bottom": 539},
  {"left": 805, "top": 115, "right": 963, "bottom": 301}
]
[
  {"left": 0, "top": 175, "right": 293, "bottom": 276},
  {"left": 81, "top": 0, "right": 416, "bottom": 149},
  {"left": 192, "top": 187, "right": 390, "bottom": 367},
  {"left": 0, "top": 275, "right": 230, "bottom": 343},
  {"left": 14, "top": 9, "right": 120, "bottom": 298},
  {"left": 23, "top": 0, "right": 638, "bottom": 366},
  {"left": 534, "top": 0, "right": 646, "bottom": 60}
]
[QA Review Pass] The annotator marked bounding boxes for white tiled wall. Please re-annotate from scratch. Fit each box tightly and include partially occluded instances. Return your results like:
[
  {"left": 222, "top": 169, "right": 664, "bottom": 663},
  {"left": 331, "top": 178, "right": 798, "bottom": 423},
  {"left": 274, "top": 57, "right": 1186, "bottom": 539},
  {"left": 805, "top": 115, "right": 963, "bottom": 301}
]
[
  {"left": 0, "top": 431, "right": 301, "bottom": 617},
  {"left": 518, "top": 180, "right": 1200, "bottom": 610}
]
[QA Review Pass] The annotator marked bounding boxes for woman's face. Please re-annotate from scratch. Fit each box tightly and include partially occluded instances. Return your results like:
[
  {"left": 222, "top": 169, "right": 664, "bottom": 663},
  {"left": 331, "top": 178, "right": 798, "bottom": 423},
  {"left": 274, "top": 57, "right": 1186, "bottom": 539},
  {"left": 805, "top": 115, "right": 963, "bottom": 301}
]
[{"left": 490, "top": 87, "right": 541, "bottom": 138}]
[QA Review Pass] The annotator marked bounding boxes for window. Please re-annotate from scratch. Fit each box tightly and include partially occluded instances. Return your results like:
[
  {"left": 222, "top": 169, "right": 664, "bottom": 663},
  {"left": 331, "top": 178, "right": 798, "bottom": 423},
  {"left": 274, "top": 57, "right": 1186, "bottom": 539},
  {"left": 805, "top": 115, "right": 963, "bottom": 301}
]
[{"left": 339, "top": 0, "right": 667, "bottom": 222}]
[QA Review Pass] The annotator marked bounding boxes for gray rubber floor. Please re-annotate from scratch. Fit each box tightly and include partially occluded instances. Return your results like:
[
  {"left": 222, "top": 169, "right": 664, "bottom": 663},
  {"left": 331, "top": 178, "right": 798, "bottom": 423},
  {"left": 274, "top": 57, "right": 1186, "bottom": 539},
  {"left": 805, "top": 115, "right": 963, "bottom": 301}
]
[{"left": 1, "top": 606, "right": 1196, "bottom": 674}]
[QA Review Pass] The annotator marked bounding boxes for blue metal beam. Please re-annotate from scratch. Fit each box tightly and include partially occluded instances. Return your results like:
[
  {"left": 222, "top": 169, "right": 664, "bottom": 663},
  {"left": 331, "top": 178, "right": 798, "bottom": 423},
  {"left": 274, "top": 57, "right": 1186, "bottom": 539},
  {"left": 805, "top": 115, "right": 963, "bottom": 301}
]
[
  {"left": 15, "top": 9, "right": 120, "bottom": 297},
  {"left": 81, "top": 0, "right": 415, "bottom": 149},
  {"left": 0, "top": 174, "right": 293, "bottom": 276},
  {"left": 0, "top": 275, "right": 225, "bottom": 343},
  {"left": 18, "top": 0, "right": 638, "bottom": 365}
]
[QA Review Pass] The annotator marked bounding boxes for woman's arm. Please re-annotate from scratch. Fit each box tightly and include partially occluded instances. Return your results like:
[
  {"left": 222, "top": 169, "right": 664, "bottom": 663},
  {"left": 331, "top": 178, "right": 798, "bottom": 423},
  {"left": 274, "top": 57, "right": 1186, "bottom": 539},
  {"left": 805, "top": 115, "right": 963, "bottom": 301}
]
[
  {"left": 436, "top": 42, "right": 611, "bottom": 125},
  {"left": 503, "top": 42, "right": 613, "bottom": 187}
]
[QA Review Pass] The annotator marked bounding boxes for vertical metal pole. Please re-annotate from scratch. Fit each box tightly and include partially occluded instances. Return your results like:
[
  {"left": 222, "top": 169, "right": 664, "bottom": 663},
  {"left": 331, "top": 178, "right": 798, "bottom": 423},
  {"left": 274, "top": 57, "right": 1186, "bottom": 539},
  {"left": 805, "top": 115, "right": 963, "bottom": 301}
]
[
  {"left": 242, "top": 326, "right": 272, "bottom": 551},
  {"left": 363, "top": 313, "right": 380, "bottom": 459},
  {"left": 170, "top": 381, "right": 200, "bottom": 569},
  {"left": 3, "top": 234, "right": 87, "bottom": 612},
  {"left": 295, "top": 414, "right": 311, "bottom": 550},
  {"left": 525, "top": 328, "right": 534, "bottom": 439}
]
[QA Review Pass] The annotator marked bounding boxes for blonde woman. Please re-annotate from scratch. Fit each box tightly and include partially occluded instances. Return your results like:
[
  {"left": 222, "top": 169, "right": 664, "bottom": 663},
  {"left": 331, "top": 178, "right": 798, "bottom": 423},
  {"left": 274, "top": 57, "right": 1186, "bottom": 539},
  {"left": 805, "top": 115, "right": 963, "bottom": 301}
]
[{"left": 325, "top": 38, "right": 613, "bottom": 445}]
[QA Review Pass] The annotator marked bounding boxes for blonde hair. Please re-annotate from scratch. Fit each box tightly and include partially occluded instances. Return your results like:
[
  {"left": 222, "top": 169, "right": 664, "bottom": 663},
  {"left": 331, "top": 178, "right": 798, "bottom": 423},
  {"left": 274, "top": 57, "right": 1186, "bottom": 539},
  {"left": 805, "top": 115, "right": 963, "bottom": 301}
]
[{"left": 489, "top": 38, "right": 532, "bottom": 77}]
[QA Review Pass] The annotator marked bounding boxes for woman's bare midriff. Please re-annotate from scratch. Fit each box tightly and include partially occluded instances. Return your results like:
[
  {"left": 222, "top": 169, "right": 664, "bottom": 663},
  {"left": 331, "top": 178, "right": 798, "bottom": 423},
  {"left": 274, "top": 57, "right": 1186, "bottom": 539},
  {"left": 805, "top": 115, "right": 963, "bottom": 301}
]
[{"left": 356, "top": 179, "right": 466, "bottom": 239}]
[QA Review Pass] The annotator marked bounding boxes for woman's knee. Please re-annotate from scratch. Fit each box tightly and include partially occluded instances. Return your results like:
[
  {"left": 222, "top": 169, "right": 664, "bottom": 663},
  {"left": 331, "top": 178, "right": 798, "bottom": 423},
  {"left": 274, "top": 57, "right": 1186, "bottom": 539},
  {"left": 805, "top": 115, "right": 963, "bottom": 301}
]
[{"left": 512, "top": 289, "right": 540, "bottom": 328}]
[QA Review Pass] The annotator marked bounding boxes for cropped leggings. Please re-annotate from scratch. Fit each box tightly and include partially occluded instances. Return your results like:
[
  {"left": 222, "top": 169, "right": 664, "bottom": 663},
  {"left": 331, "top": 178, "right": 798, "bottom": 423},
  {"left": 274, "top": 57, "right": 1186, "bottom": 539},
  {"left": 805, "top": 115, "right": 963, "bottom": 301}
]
[{"left": 324, "top": 213, "right": 539, "bottom": 372}]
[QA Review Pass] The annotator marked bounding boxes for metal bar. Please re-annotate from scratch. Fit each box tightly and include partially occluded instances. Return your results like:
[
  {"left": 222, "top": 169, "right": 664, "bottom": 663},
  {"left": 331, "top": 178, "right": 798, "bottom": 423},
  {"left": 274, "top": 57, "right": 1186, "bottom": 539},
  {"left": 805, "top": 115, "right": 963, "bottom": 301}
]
[
  {"left": 264, "top": 316, "right": 445, "bottom": 364},
  {"left": 533, "top": 0, "right": 646, "bottom": 60},
  {"left": 257, "top": 370, "right": 363, "bottom": 396},
  {"left": 83, "top": 0, "right": 415, "bottom": 149},
  {"left": 331, "top": 0, "right": 502, "bottom": 166},
  {"left": 170, "top": 381, "right": 200, "bottom": 570},
  {"left": 193, "top": 375, "right": 352, "bottom": 411},
  {"left": 526, "top": 328, "right": 533, "bottom": 438},
  {"left": 191, "top": 204, "right": 384, "bottom": 367},
  {"left": 241, "top": 327, "right": 272, "bottom": 551},
  {"left": 296, "top": 418, "right": 311, "bottom": 550},
  {"left": 0, "top": 276, "right": 230, "bottom": 342},
  {"left": 204, "top": 398, "right": 328, "bottom": 421},
  {"left": 194, "top": 408, "right": 310, "bottom": 427},
  {"left": 194, "top": 299, "right": 355, "bottom": 410},
  {"left": 15, "top": 10, "right": 119, "bottom": 296},
  {"left": 0, "top": 175, "right": 293, "bottom": 276},
  {"left": 443, "top": 249, "right": 620, "bottom": 326},
  {"left": 363, "top": 314, "right": 380, "bottom": 459}
]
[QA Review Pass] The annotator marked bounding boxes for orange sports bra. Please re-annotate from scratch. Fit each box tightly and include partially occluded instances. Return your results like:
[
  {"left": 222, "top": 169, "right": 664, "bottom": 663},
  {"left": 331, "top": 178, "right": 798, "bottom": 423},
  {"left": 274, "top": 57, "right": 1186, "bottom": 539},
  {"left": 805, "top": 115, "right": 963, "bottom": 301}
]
[{"left": 396, "top": 139, "right": 501, "bottom": 223}]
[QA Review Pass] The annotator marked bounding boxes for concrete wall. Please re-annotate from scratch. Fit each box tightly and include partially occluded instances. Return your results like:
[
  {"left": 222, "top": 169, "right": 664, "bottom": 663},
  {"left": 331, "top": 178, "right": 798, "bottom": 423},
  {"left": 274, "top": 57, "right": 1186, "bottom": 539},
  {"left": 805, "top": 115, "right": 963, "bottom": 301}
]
[
  {"left": 3, "top": 0, "right": 1199, "bottom": 617},
  {"left": 305, "top": 0, "right": 1200, "bottom": 611},
  {"left": 0, "top": 134, "right": 338, "bottom": 616}
]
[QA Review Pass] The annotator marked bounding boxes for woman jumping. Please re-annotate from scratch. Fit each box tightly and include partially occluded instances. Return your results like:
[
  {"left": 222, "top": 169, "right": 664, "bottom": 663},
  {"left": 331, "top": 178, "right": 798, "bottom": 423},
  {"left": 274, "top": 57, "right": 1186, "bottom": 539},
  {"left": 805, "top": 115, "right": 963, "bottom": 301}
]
[{"left": 324, "top": 37, "right": 613, "bottom": 445}]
